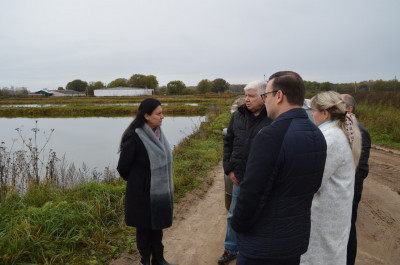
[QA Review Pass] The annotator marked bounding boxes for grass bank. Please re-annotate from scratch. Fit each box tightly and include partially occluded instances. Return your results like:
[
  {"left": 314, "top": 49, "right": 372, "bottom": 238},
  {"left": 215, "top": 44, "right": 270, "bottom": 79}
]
[
  {"left": 0, "top": 94, "right": 237, "bottom": 118},
  {"left": 0, "top": 98, "right": 233, "bottom": 264},
  {"left": 0, "top": 104, "right": 208, "bottom": 118}
]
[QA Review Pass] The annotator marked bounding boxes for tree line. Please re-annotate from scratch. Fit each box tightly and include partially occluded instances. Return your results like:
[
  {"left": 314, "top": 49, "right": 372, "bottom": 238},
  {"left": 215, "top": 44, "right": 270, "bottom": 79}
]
[
  {"left": 62, "top": 74, "right": 232, "bottom": 96},
  {"left": 1, "top": 76, "right": 399, "bottom": 97},
  {"left": 304, "top": 78, "right": 400, "bottom": 93}
]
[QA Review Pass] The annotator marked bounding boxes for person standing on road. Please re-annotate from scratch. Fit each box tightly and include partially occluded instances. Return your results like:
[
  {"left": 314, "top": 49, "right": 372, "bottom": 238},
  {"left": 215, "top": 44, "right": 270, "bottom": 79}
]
[
  {"left": 117, "top": 98, "right": 174, "bottom": 265},
  {"left": 301, "top": 91, "right": 362, "bottom": 265},
  {"left": 219, "top": 80, "right": 273, "bottom": 264},
  {"left": 341, "top": 94, "right": 371, "bottom": 265},
  {"left": 232, "top": 71, "right": 327, "bottom": 265}
]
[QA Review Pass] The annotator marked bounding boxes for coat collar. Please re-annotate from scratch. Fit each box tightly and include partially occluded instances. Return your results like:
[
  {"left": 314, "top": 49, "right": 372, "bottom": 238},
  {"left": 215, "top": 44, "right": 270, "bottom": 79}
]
[{"left": 273, "top": 108, "right": 308, "bottom": 124}]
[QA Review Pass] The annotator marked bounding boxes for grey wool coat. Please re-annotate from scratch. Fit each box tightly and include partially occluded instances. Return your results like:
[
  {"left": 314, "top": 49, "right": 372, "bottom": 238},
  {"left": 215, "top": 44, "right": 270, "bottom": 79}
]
[
  {"left": 117, "top": 124, "right": 173, "bottom": 229},
  {"left": 301, "top": 121, "right": 355, "bottom": 265}
]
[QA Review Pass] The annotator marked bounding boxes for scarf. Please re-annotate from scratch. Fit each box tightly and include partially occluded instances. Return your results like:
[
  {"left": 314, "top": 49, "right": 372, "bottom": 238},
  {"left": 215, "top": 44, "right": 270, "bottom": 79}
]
[{"left": 136, "top": 123, "right": 174, "bottom": 229}]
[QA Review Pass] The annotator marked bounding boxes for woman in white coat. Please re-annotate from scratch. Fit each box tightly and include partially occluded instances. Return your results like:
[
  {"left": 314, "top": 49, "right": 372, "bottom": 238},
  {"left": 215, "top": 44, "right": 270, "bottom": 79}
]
[{"left": 301, "top": 91, "right": 361, "bottom": 265}]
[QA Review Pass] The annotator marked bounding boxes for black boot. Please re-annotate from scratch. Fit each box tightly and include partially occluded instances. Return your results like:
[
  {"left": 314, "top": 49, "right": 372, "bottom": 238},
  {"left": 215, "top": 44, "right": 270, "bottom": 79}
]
[
  {"left": 139, "top": 249, "right": 150, "bottom": 265},
  {"left": 151, "top": 246, "right": 173, "bottom": 265}
]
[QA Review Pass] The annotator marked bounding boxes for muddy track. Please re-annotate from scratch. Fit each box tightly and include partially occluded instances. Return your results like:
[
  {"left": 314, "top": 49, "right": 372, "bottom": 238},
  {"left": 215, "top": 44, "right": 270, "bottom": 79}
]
[{"left": 110, "top": 146, "right": 400, "bottom": 265}]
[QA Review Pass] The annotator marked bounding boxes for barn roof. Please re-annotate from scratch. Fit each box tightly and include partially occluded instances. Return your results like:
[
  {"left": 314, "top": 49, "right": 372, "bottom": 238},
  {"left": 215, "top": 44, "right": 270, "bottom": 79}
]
[{"left": 96, "top": 87, "right": 153, "bottom": 91}]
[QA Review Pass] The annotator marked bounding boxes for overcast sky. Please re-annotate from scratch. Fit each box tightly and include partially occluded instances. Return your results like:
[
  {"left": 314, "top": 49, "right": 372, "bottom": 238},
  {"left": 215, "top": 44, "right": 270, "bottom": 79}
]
[{"left": 1, "top": 0, "right": 399, "bottom": 91}]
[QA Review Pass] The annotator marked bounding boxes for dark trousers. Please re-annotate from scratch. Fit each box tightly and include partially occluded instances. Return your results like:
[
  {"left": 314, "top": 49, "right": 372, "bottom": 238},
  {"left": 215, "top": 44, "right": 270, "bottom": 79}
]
[
  {"left": 347, "top": 192, "right": 362, "bottom": 265},
  {"left": 237, "top": 254, "right": 300, "bottom": 265},
  {"left": 136, "top": 227, "right": 163, "bottom": 252}
]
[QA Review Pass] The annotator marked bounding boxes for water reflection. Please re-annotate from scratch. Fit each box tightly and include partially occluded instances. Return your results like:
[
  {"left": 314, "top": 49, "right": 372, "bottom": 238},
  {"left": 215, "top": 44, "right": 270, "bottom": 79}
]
[{"left": 0, "top": 116, "right": 206, "bottom": 170}]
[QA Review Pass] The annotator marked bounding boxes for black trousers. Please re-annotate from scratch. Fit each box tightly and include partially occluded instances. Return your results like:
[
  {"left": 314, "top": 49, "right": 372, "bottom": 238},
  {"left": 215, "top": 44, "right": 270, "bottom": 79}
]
[
  {"left": 136, "top": 227, "right": 163, "bottom": 252},
  {"left": 347, "top": 192, "right": 362, "bottom": 265}
]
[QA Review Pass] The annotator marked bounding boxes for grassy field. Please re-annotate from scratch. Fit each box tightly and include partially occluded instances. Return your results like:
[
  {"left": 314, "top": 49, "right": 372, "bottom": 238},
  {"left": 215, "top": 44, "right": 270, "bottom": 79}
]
[
  {"left": 354, "top": 92, "right": 400, "bottom": 150},
  {"left": 0, "top": 96, "right": 233, "bottom": 264}
]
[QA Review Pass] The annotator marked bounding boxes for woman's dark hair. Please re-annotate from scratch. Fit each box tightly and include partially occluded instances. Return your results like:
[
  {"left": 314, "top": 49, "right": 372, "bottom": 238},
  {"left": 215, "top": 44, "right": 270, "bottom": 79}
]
[{"left": 119, "top": 98, "right": 161, "bottom": 151}]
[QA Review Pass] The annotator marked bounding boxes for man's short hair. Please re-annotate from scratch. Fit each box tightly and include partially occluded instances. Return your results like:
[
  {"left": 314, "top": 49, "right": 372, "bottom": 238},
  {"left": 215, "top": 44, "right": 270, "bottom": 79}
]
[
  {"left": 244, "top": 80, "right": 267, "bottom": 96},
  {"left": 268, "top": 71, "right": 305, "bottom": 106},
  {"left": 342, "top": 94, "right": 357, "bottom": 114}
]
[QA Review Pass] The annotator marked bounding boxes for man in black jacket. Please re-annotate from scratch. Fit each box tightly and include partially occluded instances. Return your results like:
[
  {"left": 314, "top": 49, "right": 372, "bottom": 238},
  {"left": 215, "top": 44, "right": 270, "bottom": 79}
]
[
  {"left": 232, "top": 71, "right": 327, "bottom": 265},
  {"left": 341, "top": 94, "right": 371, "bottom": 265},
  {"left": 219, "top": 80, "right": 272, "bottom": 264}
]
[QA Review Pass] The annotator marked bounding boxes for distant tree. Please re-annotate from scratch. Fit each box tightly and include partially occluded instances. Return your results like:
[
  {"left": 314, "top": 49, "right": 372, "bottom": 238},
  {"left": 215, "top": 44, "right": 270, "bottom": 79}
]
[
  {"left": 129, "top": 74, "right": 146, "bottom": 87},
  {"left": 320, "top": 82, "right": 333, "bottom": 91},
  {"left": 211, "top": 78, "right": 230, "bottom": 93},
  {"left": 66, "top": 79, "right": 88, "bottom": 92},
  {"left": 129, "top": 74, "right": 158, "bottom": 89},
  {"left": 387, "top": 79, "right": 400, "bottom": 91},
  {"left": 156, "top": 85, "right": 167, "bottom": 95},
  {"left": 87, "top": 81, "right": 105, "bottom": 96},
  {"left": 358, "top": 83, "right": 369, "bottom": 91},
  {"left": 197, "top": 79, "right": 212, "bottom": 93},
  {"left": 183, "top": 87, "right": 196, "bottom": 95},
  {"left": 0, "top": 88, "right": 10, "bottom": 97},
  {"left": 143, "top": 75, "right": 158, "bottom": 89},
  {"left": 372, "top": 80, "right": 386, "bottom": 91},
  {"left": 304, "top": 81, "right": 320, "bottom": 92},
  {"left": 167, "top": 80, "right": 186, "bottom": 95},
  {"left": 57, "top": 87, "right": 64, "bottom": 90},
  {"left": 108, "top": 78, "right": 128, "bottom": 88}
]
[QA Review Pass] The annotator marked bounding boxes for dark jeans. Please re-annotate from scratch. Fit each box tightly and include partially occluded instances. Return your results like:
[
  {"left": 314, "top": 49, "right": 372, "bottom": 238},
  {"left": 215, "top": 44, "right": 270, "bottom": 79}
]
[
  {"left": 347, "top": 192, "right": 362, "bottom": 265},
  {"left": 136, "top": 227, "right": 163, "bottom": 252},
  {"left": 237, "top": 254, "right": 300, "bottom": 265}
]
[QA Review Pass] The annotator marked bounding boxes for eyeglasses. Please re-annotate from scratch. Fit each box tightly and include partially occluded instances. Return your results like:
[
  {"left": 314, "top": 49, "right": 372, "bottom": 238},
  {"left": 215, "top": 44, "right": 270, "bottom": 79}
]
[{"left": 260, "top": 90, "right": 279, "bottom": 101}]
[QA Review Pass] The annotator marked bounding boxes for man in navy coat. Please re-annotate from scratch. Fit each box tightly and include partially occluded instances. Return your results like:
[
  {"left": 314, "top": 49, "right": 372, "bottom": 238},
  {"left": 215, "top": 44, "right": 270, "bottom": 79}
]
[{"left": 232, "top": 71, "right": 327, "bottom": 265}]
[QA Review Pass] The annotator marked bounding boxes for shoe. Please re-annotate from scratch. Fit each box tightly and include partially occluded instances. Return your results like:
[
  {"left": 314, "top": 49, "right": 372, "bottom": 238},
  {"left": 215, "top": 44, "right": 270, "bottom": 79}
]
[{"left": 218, "top": 249, "right": 237, "bottom": 264}]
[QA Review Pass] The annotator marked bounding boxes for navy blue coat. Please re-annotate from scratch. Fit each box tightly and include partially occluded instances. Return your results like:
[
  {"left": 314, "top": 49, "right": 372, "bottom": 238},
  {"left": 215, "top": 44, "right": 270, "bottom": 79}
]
[{"left": 231, "top": 108, "right": 327, "bottom": 260}]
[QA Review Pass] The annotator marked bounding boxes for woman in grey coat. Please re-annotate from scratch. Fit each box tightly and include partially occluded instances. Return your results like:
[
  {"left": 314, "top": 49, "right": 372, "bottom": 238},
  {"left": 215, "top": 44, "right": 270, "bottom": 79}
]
[
  {"left": 118, "top": 98, "right": 174, "bottom": 265},
  {"left": 301, "top": 91, "right": 361, "bottom": 265}
]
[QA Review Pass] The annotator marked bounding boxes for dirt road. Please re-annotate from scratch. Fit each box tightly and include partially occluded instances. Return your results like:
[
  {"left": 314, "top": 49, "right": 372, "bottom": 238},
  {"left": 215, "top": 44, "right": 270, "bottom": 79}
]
[{"left": 110, "top": 146, "right": 400, "bottom": 265}]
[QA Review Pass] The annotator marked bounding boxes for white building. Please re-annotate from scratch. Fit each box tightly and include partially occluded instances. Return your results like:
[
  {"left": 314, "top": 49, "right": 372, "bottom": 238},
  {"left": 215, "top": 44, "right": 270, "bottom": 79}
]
[
  {"left": 94, "top": 87, "right": 154, "bottom": 97},
  {"left": 49, "top": 90, "right": 85, "bottom": 97}
]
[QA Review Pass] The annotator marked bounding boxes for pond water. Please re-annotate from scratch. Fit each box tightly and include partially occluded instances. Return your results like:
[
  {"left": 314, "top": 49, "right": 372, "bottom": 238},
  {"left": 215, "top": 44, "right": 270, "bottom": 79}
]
[{"left": 0, "top": 116, "right": 206, "bottom": 170}]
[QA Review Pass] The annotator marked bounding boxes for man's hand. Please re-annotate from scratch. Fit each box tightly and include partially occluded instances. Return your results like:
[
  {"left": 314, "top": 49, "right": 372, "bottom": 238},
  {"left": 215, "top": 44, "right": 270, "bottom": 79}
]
[{"left": 229, "top": 171, "right": 240, "bottom": 186}]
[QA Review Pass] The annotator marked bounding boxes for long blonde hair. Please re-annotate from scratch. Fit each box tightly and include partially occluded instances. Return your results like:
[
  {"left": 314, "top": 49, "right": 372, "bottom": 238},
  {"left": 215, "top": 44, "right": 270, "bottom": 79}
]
[{"left": 311, "top": 91, "right": 361, "bottom": 166}]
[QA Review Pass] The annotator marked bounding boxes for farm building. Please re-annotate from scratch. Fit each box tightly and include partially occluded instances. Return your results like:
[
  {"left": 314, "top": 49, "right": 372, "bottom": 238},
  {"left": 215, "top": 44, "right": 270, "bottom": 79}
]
[
  {"left": 34, "top": 90, "right": 53, "bottom": 97},
  {"left": 49, "top": 90, "right": 85, "bottom": 97},
  {"left": 94, "top": 87, "right": 154, "bottom": 97}
]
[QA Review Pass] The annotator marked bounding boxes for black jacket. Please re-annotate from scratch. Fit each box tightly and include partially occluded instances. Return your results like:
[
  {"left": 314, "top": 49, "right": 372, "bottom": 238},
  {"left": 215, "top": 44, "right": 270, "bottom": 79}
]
[
  {"left": 117, "top": 130, "right": 152, "bottom": 228},
  {"left": 232, "top": 108, "right": 327, "bottom": 260},
  {"left": 355, "top": 123, "right": 371, "bottom": 196},
  {"left": 223, "top": 104, "right": 272, "bottom": 182}
]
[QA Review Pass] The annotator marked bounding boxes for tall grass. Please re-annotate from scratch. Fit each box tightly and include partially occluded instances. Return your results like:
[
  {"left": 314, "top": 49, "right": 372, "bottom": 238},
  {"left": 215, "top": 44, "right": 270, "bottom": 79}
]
[
  {"left": 0, "top": 181, "right": 131, "bottom": 264},
  {"left": 0, "top": 98, "right": 234, "bottom": 264},
  {"left": 357, "top": 103, "right": 400, "bottom": 149}
]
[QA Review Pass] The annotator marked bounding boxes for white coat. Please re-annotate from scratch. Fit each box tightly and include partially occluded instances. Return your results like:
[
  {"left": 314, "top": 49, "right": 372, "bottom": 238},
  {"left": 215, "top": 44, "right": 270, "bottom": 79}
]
[{"left": 301, "top": 121, "right": 355, "bottom": 265}]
